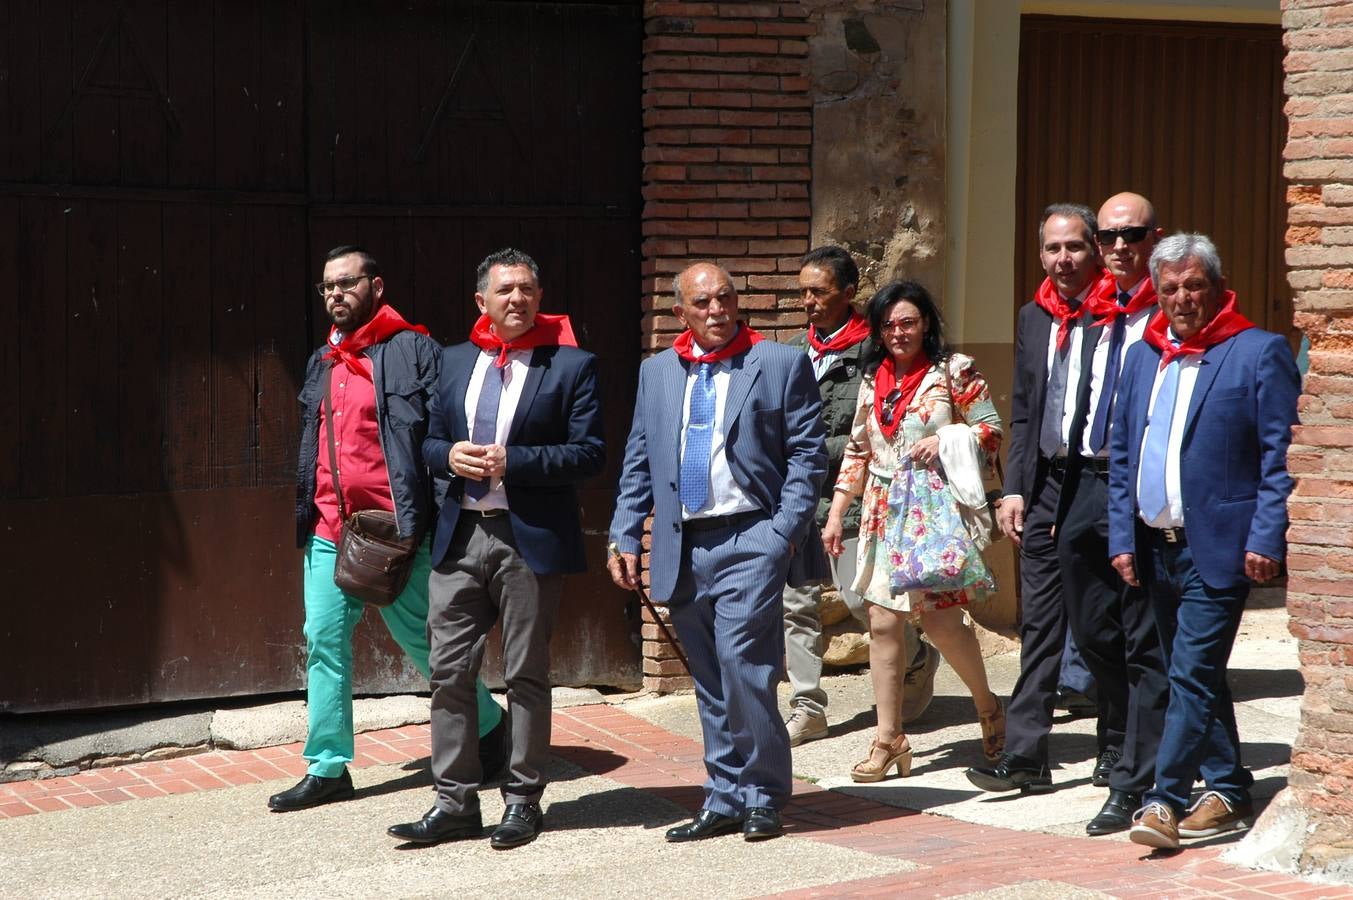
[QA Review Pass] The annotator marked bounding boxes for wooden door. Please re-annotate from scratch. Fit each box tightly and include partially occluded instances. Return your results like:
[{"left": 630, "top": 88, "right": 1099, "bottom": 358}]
[{"left": 1015, "top": 16, "right": 1290, "bottom": 341}]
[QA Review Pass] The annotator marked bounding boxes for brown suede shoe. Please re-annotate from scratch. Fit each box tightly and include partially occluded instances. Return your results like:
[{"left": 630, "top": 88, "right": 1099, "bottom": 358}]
[{"left": 1178, "top": 791, "right": 1252, "bottom": 838}]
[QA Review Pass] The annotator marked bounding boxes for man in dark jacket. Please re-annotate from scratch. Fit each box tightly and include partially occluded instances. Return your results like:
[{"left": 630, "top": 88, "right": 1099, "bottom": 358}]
[
  {"left": 781, "top": 247, "right": 936, "bottom": 746},
  {"left": 268, "top": 245, "right": 503, "bottom": 813}
]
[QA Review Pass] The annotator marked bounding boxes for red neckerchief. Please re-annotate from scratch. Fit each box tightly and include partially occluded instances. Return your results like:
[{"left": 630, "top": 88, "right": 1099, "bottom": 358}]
[
  {"left": 1034, "top": 269, "right": 1103, "bottom": 350},
  {"left": 873, "top": 353, "right": 931, "bottom": 442},
  {"left": 806, "top": 312, "right": 871, "bottom": 360},
  {"left": 1143, "top": 291, "right": 1255, "bottom": 368},
  {"left": 672, "top": 322, "right": 764, "bottom": 365},
  {"left": 469, "top": 313, "right": 578, "bottom": 368},
  {"left": 1088, "top": 272, "right": 1157, "bottom": 327},
  {"left": 324, "top": 305, "right": 429, "bottom": 380}
]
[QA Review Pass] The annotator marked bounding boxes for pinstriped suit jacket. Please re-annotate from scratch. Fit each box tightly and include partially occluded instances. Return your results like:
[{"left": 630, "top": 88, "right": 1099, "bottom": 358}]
[{"left": 609, "top": 338, "right": 830, "bottom": 602}]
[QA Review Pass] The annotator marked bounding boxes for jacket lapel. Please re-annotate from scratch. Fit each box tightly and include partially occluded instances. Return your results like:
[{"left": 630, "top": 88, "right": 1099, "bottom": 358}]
[
  {"left": 1183, "top": 336, "right": 1238, "bottom": 440},
  {"left": 658, "top": 351, "right": 688, "bottom": 468},
  {"left": 722, "top": 348, "right": 762, "bottom": 436},
  {"left": 507, "top": 347, "right": 549, "bottom": 443}
]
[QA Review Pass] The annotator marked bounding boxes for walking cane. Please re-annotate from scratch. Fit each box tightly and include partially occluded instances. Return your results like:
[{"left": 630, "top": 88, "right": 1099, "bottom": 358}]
[{"left": 608, "top": 542, "right": 691, "bottom": 676}]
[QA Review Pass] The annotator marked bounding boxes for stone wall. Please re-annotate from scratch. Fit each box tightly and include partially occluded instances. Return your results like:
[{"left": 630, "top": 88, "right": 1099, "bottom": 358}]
[{"left": 1236, "top": 0, "right": 1353, "bottom": 880}]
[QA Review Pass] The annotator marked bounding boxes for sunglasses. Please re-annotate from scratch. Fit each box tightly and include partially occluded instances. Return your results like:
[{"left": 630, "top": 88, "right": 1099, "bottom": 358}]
[
  {"left": 880, "top": 389, "right": 903, "bottom": 427},
  {"left": 1095, "top": 225, "right": 1151, "bottom": 246}
]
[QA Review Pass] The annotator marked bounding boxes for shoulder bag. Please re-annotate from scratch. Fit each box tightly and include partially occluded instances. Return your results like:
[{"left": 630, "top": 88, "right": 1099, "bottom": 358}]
[{"left": 943, "top": 358, "right": 1005, "bottom": 546}]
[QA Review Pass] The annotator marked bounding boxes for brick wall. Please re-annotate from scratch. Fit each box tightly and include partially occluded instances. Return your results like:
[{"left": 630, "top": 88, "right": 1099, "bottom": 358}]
[
  {"left": 638, "top": 2, "right": 816, "bottom": 692},
  {"left": 1255, "top": 0, "right": 1353, "bottom": 873}
]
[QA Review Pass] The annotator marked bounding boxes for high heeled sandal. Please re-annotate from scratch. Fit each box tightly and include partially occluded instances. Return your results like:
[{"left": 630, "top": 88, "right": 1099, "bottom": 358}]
[
  {"left": 978, "top": 697, "right": 1006, "bottom": 762},
  {"left": 849, "top": 735, "right": 913, "bottom": 783}
]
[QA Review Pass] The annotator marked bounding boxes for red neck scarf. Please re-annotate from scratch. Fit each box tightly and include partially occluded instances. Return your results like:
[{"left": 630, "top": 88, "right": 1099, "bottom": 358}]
[
  {"left": 1143, "top": 291, "right": 1255, "bottom": 368},
  {"left": 873, "top": 353, "right": 932, "bottom": 441},
  {"left": 806, "top": 312, "right": 870, "bottom": 360},
  {"left": 672, "top": 322, "right": 764, "bottom": 365},
  {"left": 1034, "top": 269, "right": 1103, "bottom": 350},
  {"left": 469, "top": 313, "right": 578, "bottom": 368},
  {"left": 324, "top": 304, "right": 429, "bottom": 379},
  {"left": 1087, "top": 272, "right": 1157, "bottom": 327}
]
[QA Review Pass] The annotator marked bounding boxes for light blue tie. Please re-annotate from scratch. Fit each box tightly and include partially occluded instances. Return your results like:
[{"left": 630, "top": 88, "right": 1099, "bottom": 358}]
[
  {"left": 1137, "top": 358, "right": 1181, "bottom": 521},
  {"left": 679, "top": 363, "right": 717, "bottom": 513},
  {"left": 465, "top": 363, "right": 504, "bottom": 501}
]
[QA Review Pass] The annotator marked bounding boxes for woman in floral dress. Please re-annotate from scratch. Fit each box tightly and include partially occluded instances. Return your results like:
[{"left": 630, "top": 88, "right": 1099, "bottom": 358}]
[{"left": 822, "top": 280, "right": 1005, "bottom": 782}]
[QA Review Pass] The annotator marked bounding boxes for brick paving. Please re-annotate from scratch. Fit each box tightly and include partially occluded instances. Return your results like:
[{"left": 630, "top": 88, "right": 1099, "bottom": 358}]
[{"left": 0, "top": 705, "right": 1341, "bottom": 898}]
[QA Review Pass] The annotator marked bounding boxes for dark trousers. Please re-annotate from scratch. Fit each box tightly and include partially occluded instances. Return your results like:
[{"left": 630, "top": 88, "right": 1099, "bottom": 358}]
[
  {"left": 1143, "top": 530, "right": 1253, "bottom": 813},
  {"left": 667, "top": 514, "right": 793, "bottom": 818},
  {"left": 1005, "top": 461, "right": 1065, "bottom": 765},
  {"left": 427, "top": 514, "right": 562, "bottom": 816},
  {"left": 1057, "top": 467, "right": 1167, "bottom": 793}
]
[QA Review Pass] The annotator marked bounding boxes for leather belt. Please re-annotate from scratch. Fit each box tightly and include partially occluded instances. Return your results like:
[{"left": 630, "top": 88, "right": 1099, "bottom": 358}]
[
  {"left": 1049, "top": 455, "right": 1109, "bottom": 474},
  {"left": 683, "top": 510, "right": 764, "bottom": 533},
  {"left": 1154, "top": 526, "right": 1184, "bottom": 544},
  {"left": 463, "top": 508, "right": 508, "bottom": 518}
]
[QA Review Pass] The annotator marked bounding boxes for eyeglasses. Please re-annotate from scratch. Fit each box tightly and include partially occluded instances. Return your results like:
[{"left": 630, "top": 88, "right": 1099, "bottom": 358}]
[
  {"left": 881, "top": 317, "right": 922, "bottom": 333},
  {"left": 880, "top": 389, "right": 903, "bottom": 427},
  {"left": 1095, "top": 226, "right": 1151, "bottom": 246},
  {"left": 315, "top": 274, "right": 372, "bottom": 298}
]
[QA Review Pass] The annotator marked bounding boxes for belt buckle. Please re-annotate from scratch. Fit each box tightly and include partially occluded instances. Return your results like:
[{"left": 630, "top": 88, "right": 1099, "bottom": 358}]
[
  {"left": 477, "top": 507, "right": 506, "bottom": 518},
  {"left": 1161, "top": 527, "right": 1178, "bottom": 543}
]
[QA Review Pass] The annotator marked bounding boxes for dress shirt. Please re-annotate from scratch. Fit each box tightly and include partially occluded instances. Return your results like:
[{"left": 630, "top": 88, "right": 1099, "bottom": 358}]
[
  {"left": 1137, "top": 329, "right": 1201, "bottom": 528},
  {"left": 461, "top": 347, "right": 531, "bottom": 511},
  {"left": 679, "top": 345, "right": 759, "bottom": 521},
  {"left": 1079, "top": 278, "right": 1155, "bottom": 458},
  {"left": 1043, "top": 285, "right": 1093, "bottom": 455},
  {"left": 313, "top": 347, "right": 393, "bottom": 543},
  {"left": 809, "top": 320, "right": 848, "bottom": 381}
]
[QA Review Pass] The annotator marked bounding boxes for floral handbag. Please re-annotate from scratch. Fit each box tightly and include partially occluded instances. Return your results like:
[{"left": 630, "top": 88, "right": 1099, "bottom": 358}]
[{"left": 885, "top": 457, "right": 997, "bottom": 595}]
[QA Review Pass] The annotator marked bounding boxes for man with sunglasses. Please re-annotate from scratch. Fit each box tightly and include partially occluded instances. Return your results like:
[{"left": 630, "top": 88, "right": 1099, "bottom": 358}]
[
  {"left": 270, "top": 245, "right": 505, "bottom": 813},
  {"left": 968, "top": 203, "right": 1104, "bottom": 796},
  {"left": 1057, "top": 193, "right": 1169, "bottom": 835}
]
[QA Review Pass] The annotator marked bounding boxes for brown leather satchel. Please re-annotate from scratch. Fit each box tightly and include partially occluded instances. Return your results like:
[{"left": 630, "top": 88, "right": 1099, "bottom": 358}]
[{"left": 323, "top": 371, "right": 418, "bottom": 607}]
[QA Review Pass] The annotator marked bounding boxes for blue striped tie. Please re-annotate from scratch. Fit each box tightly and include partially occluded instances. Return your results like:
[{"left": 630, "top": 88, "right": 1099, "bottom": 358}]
[
  {"left": 1137, "top": 358, "right": 1180, "bottom": 521},
  {"left": 679, "top": 363, "right": 716, "bottom": 513}
]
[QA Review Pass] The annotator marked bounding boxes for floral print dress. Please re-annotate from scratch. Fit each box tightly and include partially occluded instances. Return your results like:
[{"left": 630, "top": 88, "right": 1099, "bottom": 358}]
[{"left": 834, "top": 353, "right": 1002, "bottom": 612}]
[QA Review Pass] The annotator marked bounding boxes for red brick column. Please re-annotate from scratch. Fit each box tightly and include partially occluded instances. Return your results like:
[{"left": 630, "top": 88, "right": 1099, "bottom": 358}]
[
  {"left": 1245, "top": 0, "right": 1353, "bottom": 874},
  {"left": 638, "top": 2, "right": 816, "bottom": 692}
]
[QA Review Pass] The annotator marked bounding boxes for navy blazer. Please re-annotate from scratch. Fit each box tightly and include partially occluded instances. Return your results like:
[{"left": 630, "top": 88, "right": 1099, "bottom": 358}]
[
  {"left": 609, "top": 339, "right": 830, "bottom": 602},
  {"left": 1107, "top": 327, "right": 1299, "bottom": 589},
  {"left": 423, "top": 342, "right": 605, "bottom": 575}
]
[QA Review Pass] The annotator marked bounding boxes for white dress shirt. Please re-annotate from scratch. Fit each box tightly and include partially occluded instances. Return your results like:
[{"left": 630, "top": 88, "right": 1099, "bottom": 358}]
[
  {"left": 461, "top": 348, "right": 531, "bottom": 511},
  {"left": 679, "top": 345, "right": 759, "bottom": 520},
  {"left": 1043, "top": 284, "right": 1094, "bottom": 454},
  {"left": 1137, "top": 329, "right": 1201, "bottom": 528},
  {"left": 1079, "top": 278, "right": 1155, "bottom": 458},
  {"left": 808, "top": 321, "right": 847, "bottom": 382}
]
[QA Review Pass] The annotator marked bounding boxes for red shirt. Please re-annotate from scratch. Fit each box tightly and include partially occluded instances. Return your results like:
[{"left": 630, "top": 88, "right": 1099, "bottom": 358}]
[{"left": 313, "top": 358, "right": 394, "bottom": 542}]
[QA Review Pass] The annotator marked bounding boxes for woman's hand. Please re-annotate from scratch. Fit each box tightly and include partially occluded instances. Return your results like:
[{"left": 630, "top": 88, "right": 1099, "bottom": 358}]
[
  {"left": 822, "top": 514, "right": 845, "bottom": 558},
  {"left": 908, "top": 434, "right": 941, "bottom": 467}
]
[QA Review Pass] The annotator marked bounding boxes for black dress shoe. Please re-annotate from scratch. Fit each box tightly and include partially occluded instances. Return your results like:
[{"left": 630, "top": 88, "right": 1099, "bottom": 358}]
[
  {"left": 743, "top": 807, "right": 783, "bottom": 841},
  {"left": 965, "top": 753, "right": 1054, "bottom": 793},
  {"left": 478, "top": 715, "right": 511, "bottom": 782},
  {"left": 1055, "top": 686, "right": 1098, "bottom": 718},
  {"left": 490, "top": 802, "right": 544, "bottom": 849},
  {"left": 665, "top": 809, "right": 743, "bottom": 842},
  {"left": 1092, "top": 747, "right": 1122, "bottom": 788},
  {"left": 387, "top": 807, "right": 484, "bottom": 844},
  {"left": 267, "top": 769, "right": 355, "bottom": 812},
  {"left": 1086, "top": 790, "right": 1141, "bottom": 836}
]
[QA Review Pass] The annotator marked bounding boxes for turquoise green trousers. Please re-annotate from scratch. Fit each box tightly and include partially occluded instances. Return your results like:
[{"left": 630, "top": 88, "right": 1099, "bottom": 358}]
[{"left": 302, "top": 535, "right": 502, "bottom": 778}]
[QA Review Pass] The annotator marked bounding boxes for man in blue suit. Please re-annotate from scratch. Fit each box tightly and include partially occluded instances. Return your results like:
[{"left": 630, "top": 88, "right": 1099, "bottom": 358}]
[
  {"left": 1107, "top": 234, "right": 1298, "bottom": 850},
  {"left": 609, "top": 262, "right": 828, "bottom": 843},
  {"left": 387, "top": 248, "right": 605, "bottom": 849}
]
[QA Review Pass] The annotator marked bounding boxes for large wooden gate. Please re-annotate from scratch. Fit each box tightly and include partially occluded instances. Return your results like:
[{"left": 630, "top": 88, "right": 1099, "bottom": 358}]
[
  {"left": 0, "top": 0, "right": 643, "bottom": 713},
  {"left": 1015, "top": 16, "right": 1290, "bottom": 341}
]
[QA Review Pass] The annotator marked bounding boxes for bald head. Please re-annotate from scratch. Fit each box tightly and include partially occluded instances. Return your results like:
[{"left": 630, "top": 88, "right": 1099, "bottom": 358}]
[
  {"left": 1096, "top": 192, "right": 1163, "bottom": 290},
  {"left": 674, "top": 262, "right": 740, "bottom": 350}
]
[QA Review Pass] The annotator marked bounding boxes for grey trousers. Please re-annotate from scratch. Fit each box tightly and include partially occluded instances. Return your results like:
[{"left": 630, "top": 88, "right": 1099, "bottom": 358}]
[
  {"left": 781, "top": 535, "right": 921, "bottom": 716},
  {"left": 427, "top": 514, "right": 562, "bottom": 815}
]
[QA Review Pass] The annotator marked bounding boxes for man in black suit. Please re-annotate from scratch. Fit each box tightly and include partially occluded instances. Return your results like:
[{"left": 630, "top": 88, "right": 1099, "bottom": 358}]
[
  {"left": 387, "top": 248, "right": 605, "bottom": 849},
  {"left": 967, "top": 203, "right": 1103, "bottom": 794}
]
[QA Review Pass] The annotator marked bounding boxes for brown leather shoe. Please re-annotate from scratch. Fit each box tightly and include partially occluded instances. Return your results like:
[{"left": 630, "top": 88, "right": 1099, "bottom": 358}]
[
  {"left": 1178, "top": 791, "right": 1252, "bottom": 838},
  {"left": 1129, "top": 802, "right": 1180, "bottom": 850}
]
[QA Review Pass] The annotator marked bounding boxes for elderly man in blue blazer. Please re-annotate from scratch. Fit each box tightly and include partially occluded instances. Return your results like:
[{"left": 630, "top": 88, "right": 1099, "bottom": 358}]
[
  {"left": 609, "top": 262, "right": 828, "bottom": 843},
  {"left": 1107, "top": 233, "right": 1299, "bottom": 851}
]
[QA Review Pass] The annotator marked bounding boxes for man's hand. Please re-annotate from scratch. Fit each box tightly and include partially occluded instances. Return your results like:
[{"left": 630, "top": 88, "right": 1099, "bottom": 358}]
[
  {"left": 998, "top": 495, "right": 1025, "bottom": 547},
  {"left": 1245, "top": 552, "right": 1280, "bottom": 584},
  {"left": 608, "top": 550, "right": 640, "bottom": 591},
  {"left": 449, "top": 441, "right": 505, "bottom": 480},
  {"left": 1112, "top": 553, "right": 1139, "bottom": 587}
]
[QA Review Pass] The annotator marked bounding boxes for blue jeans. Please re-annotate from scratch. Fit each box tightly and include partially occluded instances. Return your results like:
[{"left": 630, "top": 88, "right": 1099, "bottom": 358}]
[
  {"left": 302, "top": 535, "right": 502, "bottom": 778},
  {"left": 1143, "top": 533, "right": 1253, "bottom": 813}
]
